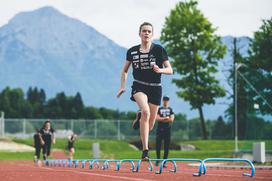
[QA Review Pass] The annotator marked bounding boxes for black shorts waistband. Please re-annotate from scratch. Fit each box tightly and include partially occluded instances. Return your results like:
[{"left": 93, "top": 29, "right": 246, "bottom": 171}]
[{"left": 134, "top": 79, "right": 161, "bottom": 86}]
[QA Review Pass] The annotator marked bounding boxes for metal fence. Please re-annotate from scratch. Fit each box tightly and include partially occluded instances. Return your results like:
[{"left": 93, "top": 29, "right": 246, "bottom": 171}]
[{"left": 0, "top": 118, "right": 194, "bottom": 141}]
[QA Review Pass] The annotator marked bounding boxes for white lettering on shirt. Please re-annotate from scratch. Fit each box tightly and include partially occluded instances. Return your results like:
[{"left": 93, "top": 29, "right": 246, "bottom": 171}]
[
  {"left": 133, "top": 55, "right": 139, "bottom": 59},
  {"left": 140, "top": 54, "right": 148, "bottom": 58}
]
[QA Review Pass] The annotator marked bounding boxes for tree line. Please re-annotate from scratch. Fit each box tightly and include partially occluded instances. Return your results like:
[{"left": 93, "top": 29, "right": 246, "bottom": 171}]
[
  {"left": 0, "top": 86, "right": 132, "bottom": 120},
  {"left": 0, "top": 86, "right": 185, "bottom": 120},
  {"left": 0, "top": 86, "right": 271, "bottom": 139}
]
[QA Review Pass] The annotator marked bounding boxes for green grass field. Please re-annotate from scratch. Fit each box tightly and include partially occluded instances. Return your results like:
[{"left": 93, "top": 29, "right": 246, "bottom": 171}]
[{"left": 0, "top": 138, "right": 271, "bottom": 161}]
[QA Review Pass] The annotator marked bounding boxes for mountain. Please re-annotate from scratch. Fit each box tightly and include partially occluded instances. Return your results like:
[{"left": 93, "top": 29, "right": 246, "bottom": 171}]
[
  {"left": 0, "top": 6, "right": 128, "bottom": 108},
  {"left": 0, "top": 6, "right": 251, "bottom": 119}
]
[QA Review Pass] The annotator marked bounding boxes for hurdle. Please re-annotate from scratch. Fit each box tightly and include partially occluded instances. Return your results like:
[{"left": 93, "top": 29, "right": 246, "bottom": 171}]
[
  {"left": 155, "top": 158, "right": 203, "bottom": 176},
  {"left": 116, "top": 159, "right": 136, "bottom": 171},
  {"left": 102, "top": 160, "right": 120, "bottom": 171},
  {"left": 43, "top": 157, "right": 255, "bottom": 177},
  {"left": 80, "top": 159, "right": 93, "bottom": 168},
  {"left": 67, "top": 159, "right": 85, "bottom": 168},
  {"left": 89, "top": 159, "right": 107, "bottom": 169},
  {"left": 200, "top": 158, "right": 255, "bottom": 177},
  {"left": 132, "top": 159, "right": 153, "bottom": 172}
]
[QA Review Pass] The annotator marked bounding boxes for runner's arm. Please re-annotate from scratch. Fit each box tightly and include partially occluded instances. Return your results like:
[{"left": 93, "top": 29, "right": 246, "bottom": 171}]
[
  {"left": 156, "top": 114, "right": 170, "bottom": 122},
  {"left": 117, "top": 60, "right": 131, "bottom": 97},
  {"left": 39, "top": 133, "right": 45, "bottom": 145},
  {"left": 156, "top": 114, "right": 174, "bottom": 123},
  {"left": 52, "top": 133, "right": 56, "bottom": 144},
  {"left": 153, "top": 60, "right": 173, "bottom": 75}
]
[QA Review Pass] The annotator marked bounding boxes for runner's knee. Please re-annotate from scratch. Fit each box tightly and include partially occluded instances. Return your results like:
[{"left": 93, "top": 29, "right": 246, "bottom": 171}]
[{"left": 141, "top": 108, "right": 150, "bottom": 121}]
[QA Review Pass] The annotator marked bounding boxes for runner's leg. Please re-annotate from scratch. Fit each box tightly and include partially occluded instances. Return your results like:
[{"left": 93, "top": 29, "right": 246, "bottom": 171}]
[
  {"left": 133, "top": 92, "right": 150, "bottom": 151},
  {"left": 148, "top": 103, "right": 159, "bottom": 131}
]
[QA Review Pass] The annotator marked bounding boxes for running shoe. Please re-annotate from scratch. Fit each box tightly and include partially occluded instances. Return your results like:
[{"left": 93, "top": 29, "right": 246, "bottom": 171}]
[
  {"left": 34, "top": 156, "right": 38, "bottom": 164},
  {"left": 141, "top": 150, "right": 149, "bottom": 161}
]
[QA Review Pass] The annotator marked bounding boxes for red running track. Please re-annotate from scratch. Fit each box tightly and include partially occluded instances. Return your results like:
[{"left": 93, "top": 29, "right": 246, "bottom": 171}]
[{"left": 0, "top": 160, "right": 272, "bottom": 181}]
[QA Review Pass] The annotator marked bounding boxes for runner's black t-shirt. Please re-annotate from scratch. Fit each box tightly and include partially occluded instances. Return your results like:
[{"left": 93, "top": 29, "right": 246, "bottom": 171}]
[
  {"left": 126, "top": 43, "right": 168, "bottom": 83},
  {"left": 40, "top": 128, "right": 54, "bottom": 144},
  {"left": 68, "top": 136, "right": 75, "bottom": 149},
  {"left": 157, "top": 107, "right": 174, "bottom": 129}
]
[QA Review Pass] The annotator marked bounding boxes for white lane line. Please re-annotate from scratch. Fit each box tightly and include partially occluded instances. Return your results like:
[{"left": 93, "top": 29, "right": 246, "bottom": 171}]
[
  {"left": 205, "top": 173, "right": 272, "bottom": 180},
  {"left": 17, "top": 163, "right": 155, "bottom": 181}
]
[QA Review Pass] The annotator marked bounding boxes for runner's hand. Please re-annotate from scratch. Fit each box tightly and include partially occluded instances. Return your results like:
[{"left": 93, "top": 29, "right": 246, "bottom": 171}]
[
  {"left": 153, "top": 65, "right": 162, "bottom": 73},
  {"left": 163, "top": 116, "right": 170, "bottom": 121},
  {"left": 117, "top": 88, "right": 125, "bottom": 98}
]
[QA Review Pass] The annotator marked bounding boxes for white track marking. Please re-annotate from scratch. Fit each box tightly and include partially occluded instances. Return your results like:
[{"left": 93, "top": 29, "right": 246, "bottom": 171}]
[{"left": 15, "top": 162, "right": 155, "bottom": 181}]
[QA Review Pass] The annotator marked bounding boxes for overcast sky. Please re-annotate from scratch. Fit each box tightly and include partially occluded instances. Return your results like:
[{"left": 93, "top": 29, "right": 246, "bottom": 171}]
[{"left": 0, "top": 0, "right": 271, "bottom": 48}]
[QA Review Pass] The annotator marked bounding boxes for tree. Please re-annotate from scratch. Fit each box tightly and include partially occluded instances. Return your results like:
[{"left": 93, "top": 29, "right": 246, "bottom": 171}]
[
  {"left": 0, "top": 87, "right": 28, "bottom": 118},
  {"left": 211, "top": 116, "right": 231, "bottom": 139},
  {"left": 0, "top": 87, "right": 12, "bottom": 116},
  {"left": 74, "top": 92, "right": 84, "bottom": 118},
  {"left": 247, "top": 18, "right": 272, "bottom": 115},
  {"left": 26, "top": 87, "right": 47, "bottom": 117},
  {"left": 160, "top": 0, "right": 226, "bottom": 139},
  {"left": 84, "top": 106, "right": 103, "bottom": 119}
]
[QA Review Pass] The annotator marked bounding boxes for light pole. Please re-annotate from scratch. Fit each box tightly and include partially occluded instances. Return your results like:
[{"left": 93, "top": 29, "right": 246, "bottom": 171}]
[{"left": 234, "top": 63, "right": 243, "bottom": 153}]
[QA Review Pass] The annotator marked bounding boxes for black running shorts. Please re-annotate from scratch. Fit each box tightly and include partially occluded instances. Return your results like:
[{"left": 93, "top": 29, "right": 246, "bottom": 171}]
[{"left": 130, "top": 81, "right": 162, "bottom": 106}]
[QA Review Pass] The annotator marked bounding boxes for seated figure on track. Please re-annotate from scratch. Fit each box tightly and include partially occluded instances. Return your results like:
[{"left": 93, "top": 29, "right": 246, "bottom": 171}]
[{"left": 117, "top": 22, "right": 173, "bottom": 160}]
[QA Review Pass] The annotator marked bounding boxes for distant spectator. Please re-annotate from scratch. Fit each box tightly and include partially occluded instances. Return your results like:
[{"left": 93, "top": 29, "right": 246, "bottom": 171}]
[{"left": 155, "top": 95, "right": 175, "bottom": 167}]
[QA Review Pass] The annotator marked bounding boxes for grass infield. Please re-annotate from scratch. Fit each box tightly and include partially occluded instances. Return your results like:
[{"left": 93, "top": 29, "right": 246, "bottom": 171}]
[{"left": 0, "top": 138, "right": 271, "bottom": 161}]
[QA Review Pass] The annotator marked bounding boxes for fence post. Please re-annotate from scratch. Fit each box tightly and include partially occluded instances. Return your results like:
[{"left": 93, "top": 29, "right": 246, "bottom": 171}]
[
  {"left": 94, "top": 119, "right": 97, "bottom": 139},
  {"left": 0, "top": 112, "right": 4, "bottom": 137},
  {"left": 71, "top": 119, "right": 74, "bottom": 133},
  {"left": 117, "top": 120, "right": 120, "bottom": 140},
  {"left": 187, "top": 119, "right": 189, "bottom": 140},
  {"left": 23, "top": 119, "right": 26, "bottom": 137}
]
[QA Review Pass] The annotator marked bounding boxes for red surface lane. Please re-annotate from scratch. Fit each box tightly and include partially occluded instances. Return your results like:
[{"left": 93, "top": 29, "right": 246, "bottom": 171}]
[{"left": 0, "top": 160, "right": 272, "bottom": 181}]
